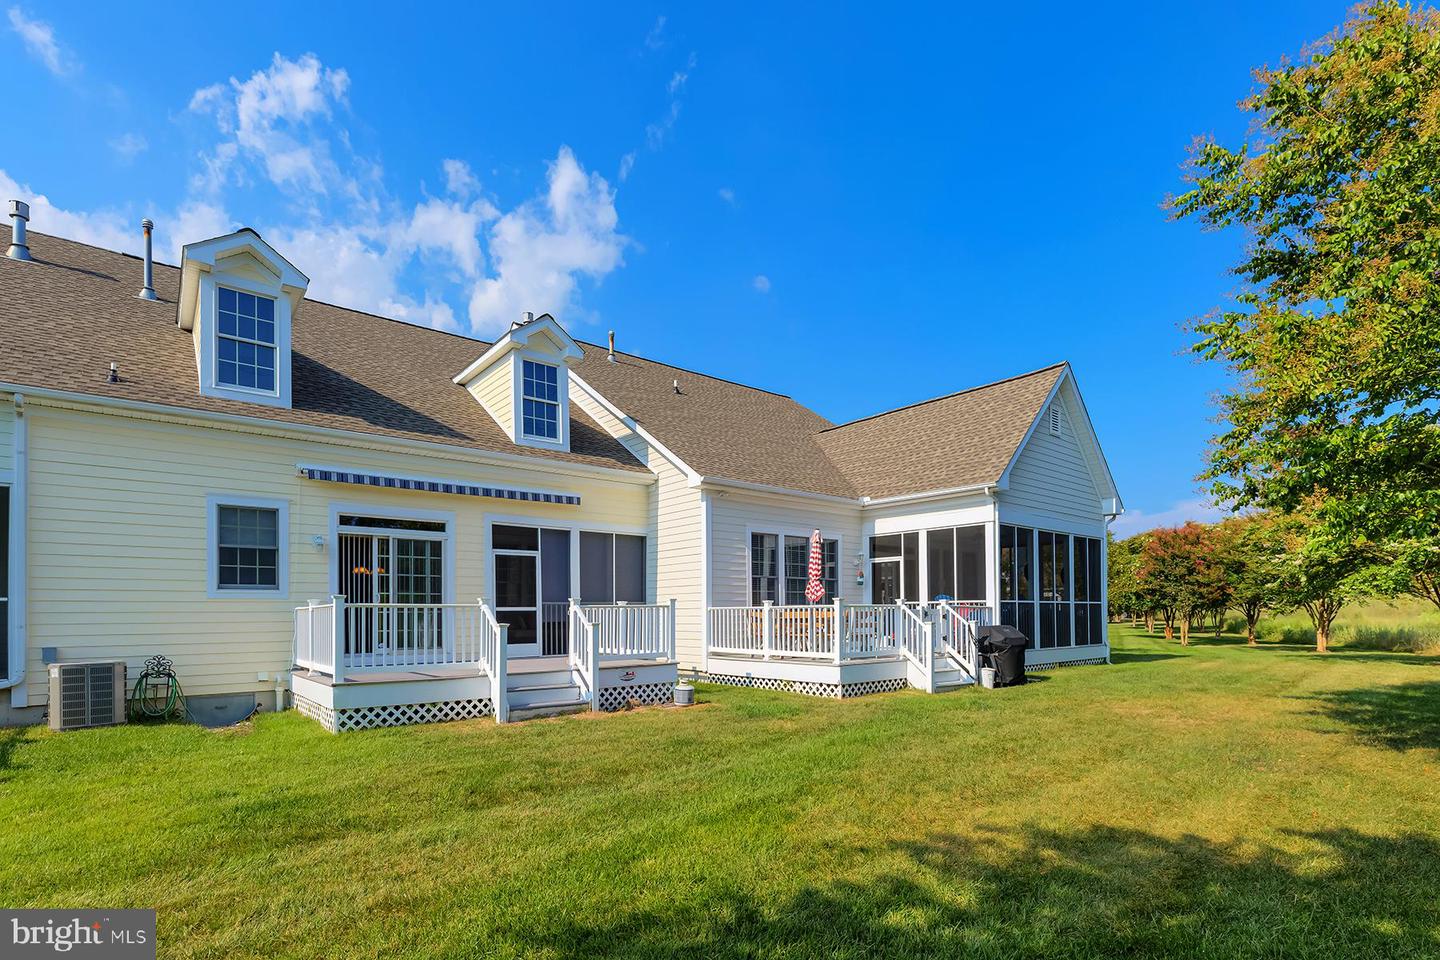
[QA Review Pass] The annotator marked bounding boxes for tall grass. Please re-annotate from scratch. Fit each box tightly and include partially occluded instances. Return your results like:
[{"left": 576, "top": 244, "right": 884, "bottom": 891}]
[{"left": 1249, "top": 597, "right": 1440, "bottom": 653}]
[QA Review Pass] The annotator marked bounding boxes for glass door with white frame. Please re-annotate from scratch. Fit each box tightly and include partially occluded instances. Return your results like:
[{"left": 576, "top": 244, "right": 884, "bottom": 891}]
[
  {"left": 337, "top": 514, "right": 447, "bottom": 663},
  {"left": 493, "top": 524, "right": 542, "bottom": 658}
]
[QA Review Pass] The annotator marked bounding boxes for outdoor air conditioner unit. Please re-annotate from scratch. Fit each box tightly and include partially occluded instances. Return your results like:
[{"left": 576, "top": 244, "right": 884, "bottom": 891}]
[{"left": 48, "top": 661, "right": 128, "bottom": 731}]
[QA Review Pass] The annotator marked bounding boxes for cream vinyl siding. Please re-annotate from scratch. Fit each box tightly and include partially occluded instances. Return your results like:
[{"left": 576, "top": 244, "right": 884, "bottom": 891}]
[
  {"left": 21, "top": 402, "right": 649, "bottom": 704},
  {"left": 0, "top": 400, "right": 13, "bottom": 480},
  {"left": 569, "top": 388, "right": 706, "bottom": 664},
  {"left": 708, "top": 490, "right": 864, "bottom": 608},
  {"left": 467, "top": 361, "right": 515, "bottom": 438},
  {"left": 998, "top": 385, "right": 1103, "bottom": 527}
]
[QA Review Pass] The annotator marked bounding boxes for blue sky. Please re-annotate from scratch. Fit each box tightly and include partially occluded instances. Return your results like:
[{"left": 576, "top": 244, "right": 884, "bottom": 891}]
[{"left": 5, "top": 2, "right": 1351, "bottom": 534}]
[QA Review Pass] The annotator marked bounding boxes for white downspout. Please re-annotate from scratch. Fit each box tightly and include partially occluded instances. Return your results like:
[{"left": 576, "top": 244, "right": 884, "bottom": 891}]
[{"left": 3, "top": 393, "right": 28, "bottom": 703}]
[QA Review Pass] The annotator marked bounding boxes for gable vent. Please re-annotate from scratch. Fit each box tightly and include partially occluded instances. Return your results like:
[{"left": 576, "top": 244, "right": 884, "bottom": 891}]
[
  {"left": 48, "top": 661, "right": 128, "bottom": 731},
  {"left": 1048, "top": 404, "right": 1062, "bottom": 436}
]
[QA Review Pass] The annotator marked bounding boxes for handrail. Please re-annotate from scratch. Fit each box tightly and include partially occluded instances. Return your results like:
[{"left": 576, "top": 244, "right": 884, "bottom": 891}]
[
  {"left": 936, "top": 601, "right": 980, "bottom": 679},
  {"left": 579, "top": 602, "right": 675, "bottom": 660},
  {"left": 896, "top": 600, "right": 933, "bottom": 691},
  {"left": 569, "top": 600, "right": 600, "bottom": 711},
  {"left": 479, "top": 599, "right": 509, "bottom": 723}
]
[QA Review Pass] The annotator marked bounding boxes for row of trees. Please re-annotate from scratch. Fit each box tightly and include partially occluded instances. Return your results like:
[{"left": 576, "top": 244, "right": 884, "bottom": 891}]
[
  {"left": 1140, "top": 0, "right": 1439, "bottom": 653},
  {"left": 1107, "top": 512, "right": 1421, "bottom": 652}
]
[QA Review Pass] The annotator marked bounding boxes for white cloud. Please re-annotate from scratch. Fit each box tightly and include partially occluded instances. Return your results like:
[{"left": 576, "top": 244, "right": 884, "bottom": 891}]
[
  {"left": 108, "top": 132, "right": 148, "bottom": 162},
  {"left": 467, "top": 146, "right": 626, "bottom": 335},
  {"left": 8, "top": 7, "right": 73, "bottom": 77},
  {"left": 441, "top": 158, "right": 479, "bottom": 198},
  {"left": 8, "top": 51, "right": 630, "bottom": 341},
  {"left": 1110, "top": 497, "right": 1226, "bottom": 539},
  {"left": 752, "top": 274, "right": 771, "bottom": 293},
  {"left": 718, "top": 187, "right": 735, "bottom": 204},
  {"left": 189, "top": 53, "right": 351, "bottom": 194},
  {"left": 644, "top": 15, "right": 667, "bottom": 51},
  {"left": 0, "top": 169, "right": 134, "bottom": 252},
  {"left": 646, "top": 52, "right": 696, "bottom": 150},
  {"left": 618, "top": 151, "right": 636, "bottom": 182}
]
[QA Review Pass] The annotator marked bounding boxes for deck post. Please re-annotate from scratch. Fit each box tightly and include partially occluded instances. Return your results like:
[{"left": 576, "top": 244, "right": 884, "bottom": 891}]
[
  {"left": 833, "top": 599, "right": 844, "bottom": 664},
  {"left": 668, "top": 598, "right": 678, "bottom": 662},
  {"left": 762, "top": 600, "right": 774, "bottom": 660},
  {"left": 496, "top": 619, "right": 510, "bottom": 723},
  {"left": 330, "top": 594, "right": 346, "bottom": 685}
]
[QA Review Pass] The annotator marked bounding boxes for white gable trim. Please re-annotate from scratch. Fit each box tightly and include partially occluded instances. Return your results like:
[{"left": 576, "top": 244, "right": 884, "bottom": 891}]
[
  {"left": 995, "top": 365, "right": 1122, "bottom": 514},
  {"left": 452, "top": 313, "right": 584, "bottom": 385},
  {"left": 568, "top": 372, "right": 703, "bottom": 484},
  {"left": 177, "top": 229, "right": 309, "bottom": 332}
]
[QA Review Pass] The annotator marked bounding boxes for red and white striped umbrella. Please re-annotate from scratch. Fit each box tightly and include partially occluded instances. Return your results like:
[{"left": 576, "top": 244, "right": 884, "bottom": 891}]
[{"left": 805, "top": 528, "right": 826, "bottom": 604}]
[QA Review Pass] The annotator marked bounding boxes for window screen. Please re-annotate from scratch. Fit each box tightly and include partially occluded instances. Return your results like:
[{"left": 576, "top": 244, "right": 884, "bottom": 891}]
[{"left": 217, "top": 505, "right": 279, "bottom": 589}]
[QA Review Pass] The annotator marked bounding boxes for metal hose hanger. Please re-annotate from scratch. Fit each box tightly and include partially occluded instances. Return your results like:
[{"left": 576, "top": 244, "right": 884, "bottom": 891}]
[{"left": 129, "top": 654, "right": 187, "bottom": 721}]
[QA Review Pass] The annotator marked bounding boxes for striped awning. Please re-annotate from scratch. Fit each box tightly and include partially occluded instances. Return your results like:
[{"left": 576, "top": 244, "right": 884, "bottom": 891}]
[{"left": 297, "top": 465, "right": 580, "bottom": 505}]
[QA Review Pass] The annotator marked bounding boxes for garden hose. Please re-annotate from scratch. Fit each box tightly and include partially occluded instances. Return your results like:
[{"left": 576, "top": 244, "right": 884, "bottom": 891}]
[{"left": 129, "top": 654, "right": 187, "bottom": 720}]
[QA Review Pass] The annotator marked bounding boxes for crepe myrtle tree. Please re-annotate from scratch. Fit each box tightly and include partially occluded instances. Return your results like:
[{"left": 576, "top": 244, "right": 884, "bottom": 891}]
[
  {"left": 1170, "top": 2, "right": 1440, "bottom": 580},
  {"left": 1137, "top": 523, "right": 1215, "bottom": 645},
  {"left": 1211, "top": 514, "right": 1285, "bottom": 646},
  {"left": 1271, "top": 511, "right": 1387, "bottom": 653}
]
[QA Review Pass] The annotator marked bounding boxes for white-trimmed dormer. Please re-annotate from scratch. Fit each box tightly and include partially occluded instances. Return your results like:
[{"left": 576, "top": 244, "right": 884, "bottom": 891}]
[
  {"left": 176, "top": 228, "right": 309, "bottom": 409},
  {"left": 453, "top": 312, "right": 583, "bottom": 452}
]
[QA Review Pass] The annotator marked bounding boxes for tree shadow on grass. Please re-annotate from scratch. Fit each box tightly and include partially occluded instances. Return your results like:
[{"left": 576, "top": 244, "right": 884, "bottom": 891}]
[
  {"left": 492, "top": 823, "right": 1440, "bottom": 959},
  {"left": 1299, "top": 681, "right": 1440, "bottom": 753},
  {"left": 1108, "top": 651, "right": 1183, "bottom": 664},
  {"left": 0, "top": 727, "right": 31, "bottom": 784}
]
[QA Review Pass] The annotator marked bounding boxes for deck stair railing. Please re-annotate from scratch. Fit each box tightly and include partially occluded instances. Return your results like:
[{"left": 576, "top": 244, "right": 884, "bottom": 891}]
[
  {"left": 568, "top": 600, "right": 601, "bottom": 711},
  {"left": 896, "top": 601, "right": 935, "bottom": 692},
  {"left": 934, "top": 601, "right": 980, "bottom": 680}
]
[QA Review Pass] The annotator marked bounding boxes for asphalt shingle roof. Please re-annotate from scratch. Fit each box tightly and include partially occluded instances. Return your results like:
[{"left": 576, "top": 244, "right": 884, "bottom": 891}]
[{"left": 0, "top": 228, "right": 1067, "bottom": 500}]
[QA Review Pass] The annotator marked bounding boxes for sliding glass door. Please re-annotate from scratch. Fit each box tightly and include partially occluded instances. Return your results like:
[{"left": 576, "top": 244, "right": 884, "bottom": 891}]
[{"left": 338, "top": 514, "right": 447, "bottom": 658}]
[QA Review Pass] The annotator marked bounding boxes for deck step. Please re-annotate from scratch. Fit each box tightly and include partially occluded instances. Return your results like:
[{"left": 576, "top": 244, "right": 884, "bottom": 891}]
[
  {"left": 506, "top": 680, "right": 578, "bottom": 694},
  {"left": 507, "top": 698, "right": 591, "bottom": 721}
]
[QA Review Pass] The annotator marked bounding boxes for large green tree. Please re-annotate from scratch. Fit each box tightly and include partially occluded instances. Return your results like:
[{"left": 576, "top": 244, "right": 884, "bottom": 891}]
[
  {"left": 1210, "top": 514, "right": 1285, "bottom": 645},
  {"left": 1170, "top": 2, "right": 1440, "bottom": 576}
]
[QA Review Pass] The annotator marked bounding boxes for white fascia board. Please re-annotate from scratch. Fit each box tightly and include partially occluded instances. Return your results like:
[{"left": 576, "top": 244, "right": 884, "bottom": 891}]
[
  {"left": 698, "top": 475, "right": 861, "bottom": 505},
  {"left": 859, "top": 483, "right": 997, "bottom": 508},
  {"left": 0, "top": 381, "right": 656, "bottom": 486},
  {"left": 568, "top": 372, "right": 704, "bottom": 484}
]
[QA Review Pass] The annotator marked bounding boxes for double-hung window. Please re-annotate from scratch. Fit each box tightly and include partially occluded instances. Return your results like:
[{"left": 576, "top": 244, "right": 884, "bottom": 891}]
[
  {"left": 210, "top": 496, "right": 287, "bottom": 597},
  {"left": 216, "top": 286, "right": 278, "bottom": 392},
  {"left": 753, "top": 532, "right": 840, "bottom": 604},
  {"left": 521, "top": 359, "right": 560, "bottom": 440}
]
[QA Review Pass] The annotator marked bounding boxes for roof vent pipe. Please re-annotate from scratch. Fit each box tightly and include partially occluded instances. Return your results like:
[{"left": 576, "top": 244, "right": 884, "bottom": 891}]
[
  {"left": 607, "top": 330, "right": 616, "bottom": 362},
  {"left": 6, "top": 199, "right": 32, "bottom": 261},
  {"left": 137, "top": 218, "right": 157, "bottom": 300}
]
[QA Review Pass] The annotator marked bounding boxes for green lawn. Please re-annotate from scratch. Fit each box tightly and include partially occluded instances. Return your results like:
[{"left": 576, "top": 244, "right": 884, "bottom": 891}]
[{"left": 3, "top": 627, "right": 1439, "bottom": 959}]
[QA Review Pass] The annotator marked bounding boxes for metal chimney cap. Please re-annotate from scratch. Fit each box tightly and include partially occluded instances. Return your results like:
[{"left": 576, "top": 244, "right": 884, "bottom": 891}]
[
  {"left": 8, "top": 199, "right": 30, "bottom": 220},
  {"left": 141, "top": 217, "right": 154, "bottom": 230}
]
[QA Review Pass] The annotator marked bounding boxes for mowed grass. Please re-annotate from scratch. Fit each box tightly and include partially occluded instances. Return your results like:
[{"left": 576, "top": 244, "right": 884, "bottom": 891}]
[{"left": 2, "top": 626, "right": 1439, "bottom": 959}]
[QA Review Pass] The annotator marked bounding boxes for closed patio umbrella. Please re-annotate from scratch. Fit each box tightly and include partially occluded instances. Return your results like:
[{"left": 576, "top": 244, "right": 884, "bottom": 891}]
[{"left": 805, "top": 528, "right": 825, "bottom": 604}]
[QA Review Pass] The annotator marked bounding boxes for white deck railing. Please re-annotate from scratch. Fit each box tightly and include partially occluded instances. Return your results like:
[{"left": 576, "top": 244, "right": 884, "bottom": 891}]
[
  {"left": 292, "top": 595, "right": 506, "bottom": 688},
  {"left": 569, "top": 602, "right": 599, "bottom": 712},
  {"left": 578, "top": 600, "right": 677, "bottom": 661},
  {"left": 706, "top": 600, "right": 996, "bottom": 673}
]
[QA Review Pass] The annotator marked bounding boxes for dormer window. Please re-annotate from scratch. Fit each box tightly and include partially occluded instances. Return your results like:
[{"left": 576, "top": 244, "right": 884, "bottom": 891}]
[
  {"left": 177, "top": 228, "right": 308, "bottom": 411},
  {"left": 216, "top": 287, "right": 278, "bottom": 393},
  {"left": 521, "top": 359, "right": 560, "bottom": 440}
]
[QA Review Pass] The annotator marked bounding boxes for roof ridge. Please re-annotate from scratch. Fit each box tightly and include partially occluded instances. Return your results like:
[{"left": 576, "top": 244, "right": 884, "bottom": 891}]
[
  {"left": 18, "top": 227, "right": 818, "bottom": 396},
  {"left": 817, "top": 362, "right": 1068, "bottom": 434},
  {"left": 573, "top": 340, "right": 798, "bottom": 401}
]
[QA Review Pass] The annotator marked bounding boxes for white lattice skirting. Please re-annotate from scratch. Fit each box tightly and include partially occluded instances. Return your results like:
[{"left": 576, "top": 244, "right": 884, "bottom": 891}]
[
  {"left": 840, "top": 677, "right": 909, "bottom": 698},
  {"left": 598, "top": 682, "right": 675, "bottom": 712},
  {"left": 1028, "top": 656, "right": 1109, "bottom": 671},
  {"left": 295, "top": 695, "right": 494, "bottom": 733},
  {"left": 294, "top": 693, "right": 337, "bottom": 732},
  {"left": 701, "top": 673, "right": 844, "bottom": 699}
]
